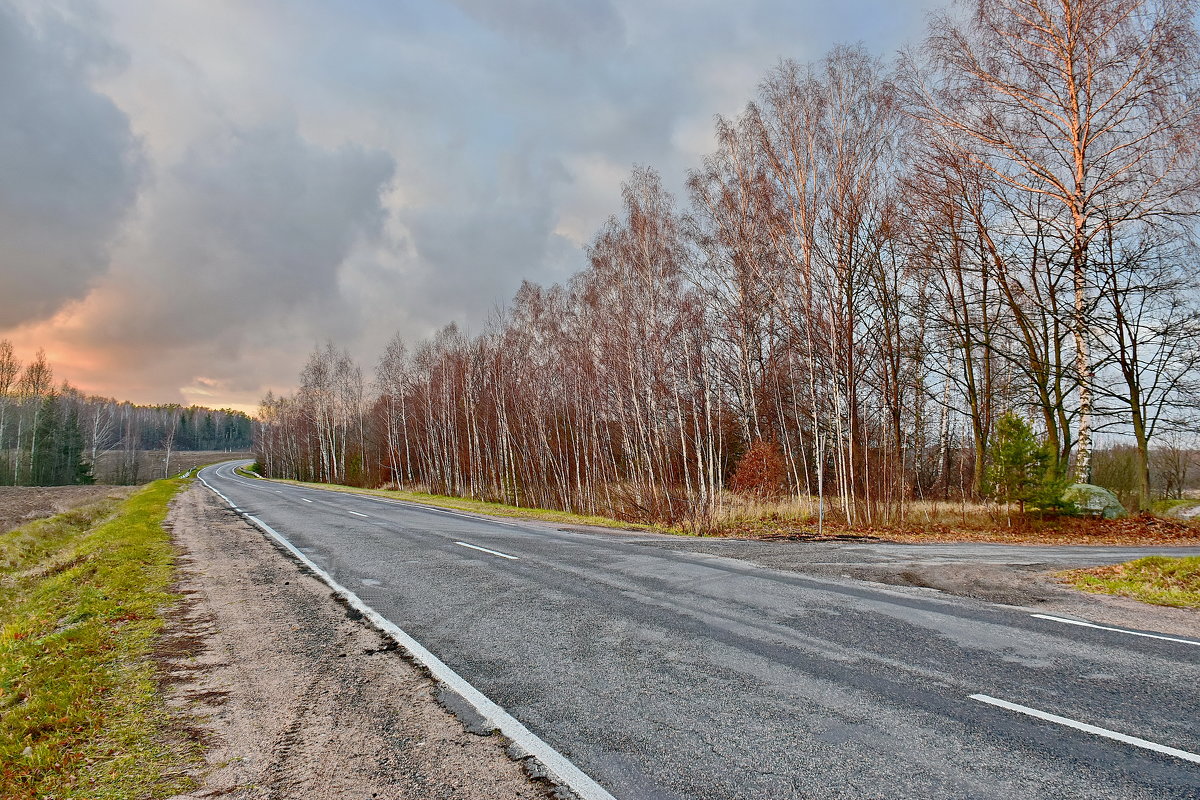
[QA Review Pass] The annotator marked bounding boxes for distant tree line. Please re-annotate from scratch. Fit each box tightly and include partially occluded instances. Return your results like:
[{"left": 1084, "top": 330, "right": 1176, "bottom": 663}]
[
  {"left": 256, "top": 0, "right": 1200, "bottom": 522},
  {"left": 0, "top": 341, "right": 253, "bottom": 486}
]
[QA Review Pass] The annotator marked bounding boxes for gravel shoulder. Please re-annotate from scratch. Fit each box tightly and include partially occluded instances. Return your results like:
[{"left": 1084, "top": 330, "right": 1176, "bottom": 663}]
[
  {"left": 162, "top": 482, "right": 555, "bottom": 800},
  {"left": 625, "top": 536, "right": 1200, "bottom": 638}
]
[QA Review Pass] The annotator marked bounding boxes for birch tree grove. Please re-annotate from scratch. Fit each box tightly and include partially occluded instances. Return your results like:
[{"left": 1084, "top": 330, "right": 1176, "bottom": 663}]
[
  {"left": 256, "top": 0, "right": 1200, "bottom": 524},
  {"left": 907, "top": 0, "right": 1200, "bottom": 483}
]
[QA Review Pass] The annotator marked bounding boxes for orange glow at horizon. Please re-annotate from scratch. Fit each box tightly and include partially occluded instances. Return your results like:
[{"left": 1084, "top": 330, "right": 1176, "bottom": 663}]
[{"left": 1, "top": 328, "right": 262, "bottom": 416}]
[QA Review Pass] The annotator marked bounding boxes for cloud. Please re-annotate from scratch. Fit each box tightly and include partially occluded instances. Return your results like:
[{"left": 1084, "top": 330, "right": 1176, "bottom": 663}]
[
  {"left": 112, "top": 124, "right": 394, "bottom": 346},
  {"left": 448, "top": 0, "right": 625, "bottom": 53},
  {"left": 17, "top": 122, "right": 396, "bottom": 406},
  {"left": 0, "top": 0, "right": 938, "bottom": 408},
  {"left": 0, "top": 2, "right": 142, "bottom": 328}
]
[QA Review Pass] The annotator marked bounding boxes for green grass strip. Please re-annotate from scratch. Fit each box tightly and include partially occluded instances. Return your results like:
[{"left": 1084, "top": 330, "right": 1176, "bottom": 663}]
[
  {"left": 1062, "top": 555, "right": 1200, "bottom": 609},
  {"left": 1149, "top": 497, "right": 1200, "bottom": 515},
  {"left": 0, "top": 478, "right": 196, "bottom": 799}
]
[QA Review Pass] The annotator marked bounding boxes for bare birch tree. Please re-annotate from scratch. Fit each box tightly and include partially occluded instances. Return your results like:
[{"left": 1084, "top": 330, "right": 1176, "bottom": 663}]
[{"left": 908, "top": 0, "right": 1200, "bottom": 480}]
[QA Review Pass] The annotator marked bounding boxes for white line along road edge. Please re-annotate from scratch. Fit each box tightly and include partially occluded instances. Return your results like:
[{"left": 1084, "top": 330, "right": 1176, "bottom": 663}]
[
  {"left": 970, "top": 694, "right": 1200, "bottom": 765},
  {"left": 198, "top": 471, "right": 617, "bottom": 800},
  {"left": 1031, "top": 613, "right": 1200, "bottom": 647}
]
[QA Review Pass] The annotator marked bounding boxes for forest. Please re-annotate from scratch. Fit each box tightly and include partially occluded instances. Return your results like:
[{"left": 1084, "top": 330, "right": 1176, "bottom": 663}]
[
  {"left": 255, "top": 0, "right": 1200, "bottom": 528},
  {"left": 0, "top": 341, "right": 253, "bottom": 486}
]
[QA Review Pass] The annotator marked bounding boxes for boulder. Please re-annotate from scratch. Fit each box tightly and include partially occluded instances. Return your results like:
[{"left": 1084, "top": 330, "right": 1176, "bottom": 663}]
[{"left": 1062, "top": 483, "right": 1127, "bottom": 519}]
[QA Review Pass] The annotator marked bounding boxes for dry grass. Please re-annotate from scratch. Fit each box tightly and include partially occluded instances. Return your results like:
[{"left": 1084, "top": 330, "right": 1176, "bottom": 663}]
[
  {"left": 702, "top": 493, "right": 1200, "bottom": 545},
  {"left": 704, "top": 493, "right": 1002, "bottom": 531},
  {"left": 246, "top": 473, "right": 1200, "bottom": 545}
]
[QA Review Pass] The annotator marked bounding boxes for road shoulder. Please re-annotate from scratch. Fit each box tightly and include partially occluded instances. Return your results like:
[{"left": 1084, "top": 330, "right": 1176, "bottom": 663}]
[
  {"left": 632, "top": 536, "right": 1200, "bottom": 638},
  {"left": 162, "top": 482, "right": 554, "bottom": 800}
]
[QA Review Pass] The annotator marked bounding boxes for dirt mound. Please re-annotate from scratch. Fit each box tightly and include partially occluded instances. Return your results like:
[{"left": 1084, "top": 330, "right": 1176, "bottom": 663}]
[{"left": 0, "top": 486, "right": 134, "bottom": 533}]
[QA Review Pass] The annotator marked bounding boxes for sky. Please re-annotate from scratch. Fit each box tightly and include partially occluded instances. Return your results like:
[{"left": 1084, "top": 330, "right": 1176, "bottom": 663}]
[{"left": 0, "top": 0, "right": 936, "bottom": 413}]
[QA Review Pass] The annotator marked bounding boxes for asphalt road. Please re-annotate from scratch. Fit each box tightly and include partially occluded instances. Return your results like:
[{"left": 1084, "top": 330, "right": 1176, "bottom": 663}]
[{"left": 199, "top": 461, "right": 1200, "bottom": 800}]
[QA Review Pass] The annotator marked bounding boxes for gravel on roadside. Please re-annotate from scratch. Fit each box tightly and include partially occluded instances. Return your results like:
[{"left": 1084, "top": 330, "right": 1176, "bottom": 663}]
[{"left": 162, "top": 482, "right": 557, "bottom": 800}]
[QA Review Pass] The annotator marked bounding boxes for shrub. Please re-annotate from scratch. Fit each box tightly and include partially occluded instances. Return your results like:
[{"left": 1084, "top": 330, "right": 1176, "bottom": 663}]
[{"left": 731, "top": 440, "right": 788, "bottom": 498}]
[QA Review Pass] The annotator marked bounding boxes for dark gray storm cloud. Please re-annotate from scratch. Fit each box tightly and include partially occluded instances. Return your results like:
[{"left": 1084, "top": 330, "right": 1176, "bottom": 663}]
[
  {"left": 116, "top": 125, "right": 393, "bottom": 345},
  {"left": 35, "top": 121, "right": 397, "bottom": 402},
  {"left": 0, "top": 0, "right": 937, "bottom": 408},
  {"left": 0, "top": 2, "right": 141, "bottom": 327}
]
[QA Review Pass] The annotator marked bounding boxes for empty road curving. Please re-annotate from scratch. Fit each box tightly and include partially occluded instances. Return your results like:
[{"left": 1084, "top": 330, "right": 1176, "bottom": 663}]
[{"left": 199, "top": 461, "right": 1200, "bottom": 800}]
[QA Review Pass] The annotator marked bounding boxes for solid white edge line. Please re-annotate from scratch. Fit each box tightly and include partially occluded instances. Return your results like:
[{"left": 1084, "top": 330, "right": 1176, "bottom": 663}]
[
  {"left": 363, "top": 494, "right": 522, "bottom": 527},
  {"left": 455, "top": 541, "right": 520, "bottom": 560},
  {"left": 1031, "top": 613, "right": 1200, "bottom": 647},
  {"left": 252, "top": 472, "right": 522, "bottom": 527},
  {"left": 223, "top": 459, "right": 523, "bottom": 529},
  {"left": 969, "top": 694, "right": 1200, "bottom": 765},
  {"left": 197, "top": 470, "right": 612, "bottom": 800},
  {"left": 422, "top": 506, "right": 521, "bottom": 528}
]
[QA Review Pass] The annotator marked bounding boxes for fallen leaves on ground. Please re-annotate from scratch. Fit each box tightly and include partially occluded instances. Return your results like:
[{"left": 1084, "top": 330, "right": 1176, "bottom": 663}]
[{"left": 712, "top": 512, "right": 1200, "bottom": 546}]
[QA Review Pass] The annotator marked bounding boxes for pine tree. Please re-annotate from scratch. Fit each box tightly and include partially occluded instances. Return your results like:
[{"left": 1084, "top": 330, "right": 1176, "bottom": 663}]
[
  {"left": 178, "top": 411, "right": 193, "bottom": 450},
  {"left": 30, "top": 393, "right": 59, "bottom": 485},
  {"left": 62, "top": 406, "right": 93, "bottom": 485},
  {"left": 202, "top": 413, "right": 217, "bottom": 449},
  {"left": 30, "top": 394, "right": 92, "bottom": 485},
  {"left": 987, "top": 412, "right": 1069, "bottom": 521}
]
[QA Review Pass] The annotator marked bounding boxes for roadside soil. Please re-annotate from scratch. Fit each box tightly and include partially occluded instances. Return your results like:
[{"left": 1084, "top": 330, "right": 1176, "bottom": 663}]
[
  {"left": 161, "top": 483, "right": 555, "bottom": 800},
  {"left": 848, "top": 562, "right": 1200, "bottom": 638},
  {"left": 0, "top": 485, "right": 134, "bottom": 533},
  {"left": 875, "top": 513, "right": 1200, "bottom": 546}
]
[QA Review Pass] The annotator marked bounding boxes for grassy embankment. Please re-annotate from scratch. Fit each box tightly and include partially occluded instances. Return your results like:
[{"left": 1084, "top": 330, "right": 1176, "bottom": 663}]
[
  {"left": 0, "top": 478, "right": 195, "bottom": 799},
  {"left": 1062, "top": 556, "right": 1200, "bottom": 609},
  {"left": 1149, "top": 497, "right": 1200, "bottom": 516}
]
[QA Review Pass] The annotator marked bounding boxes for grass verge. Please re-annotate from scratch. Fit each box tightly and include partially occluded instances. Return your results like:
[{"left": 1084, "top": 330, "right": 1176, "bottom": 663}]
[
  {"left": 1149, "top": 497, "right": 1200, "bottom": 517},
  {"left": 1060, "top": 556, "right": 1200, "bottom": 609},
  {"left": 0, "top": 478, "right": 196, "bottom": 799}
]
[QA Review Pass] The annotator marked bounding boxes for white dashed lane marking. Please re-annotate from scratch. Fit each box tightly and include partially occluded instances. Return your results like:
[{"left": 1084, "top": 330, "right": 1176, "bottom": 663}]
[
  {"left": 1031, "top": 614, "right": 1200, "bottom": 647},
  {"left": 454, "top": 541, "right": 519, "bottom": 560},
  {"left": 970, "top": 694, "right": 1200, "bottom": 764}
]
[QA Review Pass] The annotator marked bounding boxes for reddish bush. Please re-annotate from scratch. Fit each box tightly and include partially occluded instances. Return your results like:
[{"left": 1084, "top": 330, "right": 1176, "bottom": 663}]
[{"left": 731, "top": 440, "right": 787, "bottom": 498}]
